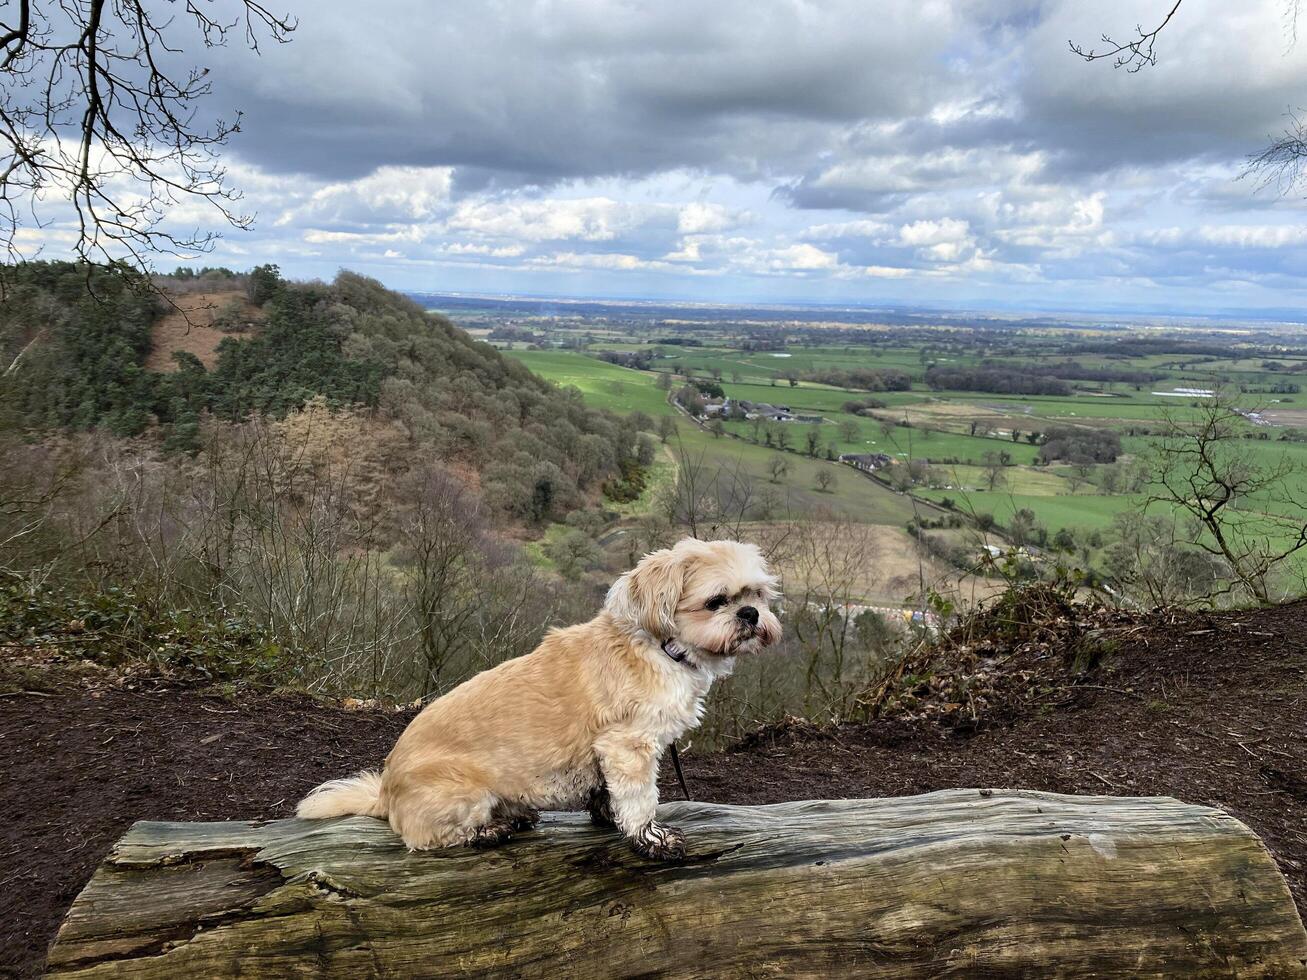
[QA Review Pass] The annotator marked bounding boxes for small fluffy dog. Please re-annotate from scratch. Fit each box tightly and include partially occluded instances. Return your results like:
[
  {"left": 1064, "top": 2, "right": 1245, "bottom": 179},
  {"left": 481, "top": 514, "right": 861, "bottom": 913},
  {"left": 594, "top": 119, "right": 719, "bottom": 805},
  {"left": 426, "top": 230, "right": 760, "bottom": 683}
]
[{"left": 297, "top": 538, "right": 781, "bottom": 860}]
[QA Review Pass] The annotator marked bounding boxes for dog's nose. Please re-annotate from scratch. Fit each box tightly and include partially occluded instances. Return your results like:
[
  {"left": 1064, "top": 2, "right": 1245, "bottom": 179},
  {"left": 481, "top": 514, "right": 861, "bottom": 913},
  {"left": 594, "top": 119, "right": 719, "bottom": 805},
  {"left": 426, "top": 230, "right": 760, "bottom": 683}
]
[{"left": 737, "top": 606, "right": 759, "bottom": 626}]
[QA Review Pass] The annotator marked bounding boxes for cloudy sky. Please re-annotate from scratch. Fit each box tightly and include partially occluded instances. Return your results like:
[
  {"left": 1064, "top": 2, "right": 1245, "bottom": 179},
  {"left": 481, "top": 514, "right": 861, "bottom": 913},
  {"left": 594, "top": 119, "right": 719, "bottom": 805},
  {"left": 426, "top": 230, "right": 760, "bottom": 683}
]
[{"left": 136, "top": 2, "right": 1307, "bottom": 312}]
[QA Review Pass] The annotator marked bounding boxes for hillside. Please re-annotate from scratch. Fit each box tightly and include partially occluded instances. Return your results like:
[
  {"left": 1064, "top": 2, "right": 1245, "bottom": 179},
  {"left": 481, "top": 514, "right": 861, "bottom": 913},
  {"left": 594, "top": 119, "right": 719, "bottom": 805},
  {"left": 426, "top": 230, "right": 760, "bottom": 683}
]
[
  {"left": 0, "top": 262, "right": 646, "bottom": 520},
  {"left": 2, "top": 594, "right": 1303, "bottom": 977},
  {"left": 0, "top": 263, "right": 663, "bottom": 717}
]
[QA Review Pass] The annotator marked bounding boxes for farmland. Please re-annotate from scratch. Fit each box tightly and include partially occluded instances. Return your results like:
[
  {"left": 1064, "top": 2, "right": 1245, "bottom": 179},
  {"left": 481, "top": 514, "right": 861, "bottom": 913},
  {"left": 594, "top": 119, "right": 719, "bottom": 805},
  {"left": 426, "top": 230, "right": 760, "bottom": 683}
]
[
  {"left": 509, "top": 349, "right": 927, "bottom": 527},
  {"left": 478, "top": 296, "right": 1307, "bottom": 606}
]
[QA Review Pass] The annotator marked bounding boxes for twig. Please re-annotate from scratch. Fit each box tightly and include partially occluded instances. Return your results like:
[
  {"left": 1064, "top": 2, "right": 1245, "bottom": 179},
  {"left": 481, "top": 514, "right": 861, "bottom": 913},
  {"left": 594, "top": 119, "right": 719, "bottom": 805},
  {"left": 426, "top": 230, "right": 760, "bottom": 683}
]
[{"left": 1062, "top": 684, "right": 1147, "bottom": 702}]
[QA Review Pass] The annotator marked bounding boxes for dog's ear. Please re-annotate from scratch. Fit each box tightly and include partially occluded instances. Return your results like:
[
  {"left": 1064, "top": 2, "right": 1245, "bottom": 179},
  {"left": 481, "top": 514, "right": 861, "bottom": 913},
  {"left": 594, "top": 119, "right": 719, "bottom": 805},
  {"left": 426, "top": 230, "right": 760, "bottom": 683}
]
[{"left": 605, "top": 545, "right": 688, "bottom": 639}]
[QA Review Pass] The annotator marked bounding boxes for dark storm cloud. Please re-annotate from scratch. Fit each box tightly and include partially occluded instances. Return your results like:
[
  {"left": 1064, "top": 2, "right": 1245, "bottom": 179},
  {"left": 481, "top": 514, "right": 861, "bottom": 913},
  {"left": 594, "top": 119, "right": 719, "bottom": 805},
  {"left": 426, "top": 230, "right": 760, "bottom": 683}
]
[
  {"left": 89, "top": 0, "right": 1307, "bottom": 314},
  {"left": 1019, "top": 2, "right": 1307, "bottom": 177},
  {"left": 197, "top": 0, "right": 1307, "bottom": 207},
  {"left": 207, "top": 0, "right": 963, "bottom": 184}
]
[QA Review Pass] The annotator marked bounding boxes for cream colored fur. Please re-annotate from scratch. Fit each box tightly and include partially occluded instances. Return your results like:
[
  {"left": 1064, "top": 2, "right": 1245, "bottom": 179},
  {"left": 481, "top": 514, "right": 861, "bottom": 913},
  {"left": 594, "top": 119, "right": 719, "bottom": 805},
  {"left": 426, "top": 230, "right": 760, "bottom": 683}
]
[
  {"left": 296, "top": 538, "right": 781, "bottom": 856},
  {"left": 297, "top": 770, "right": 385, "bottom": 819}
]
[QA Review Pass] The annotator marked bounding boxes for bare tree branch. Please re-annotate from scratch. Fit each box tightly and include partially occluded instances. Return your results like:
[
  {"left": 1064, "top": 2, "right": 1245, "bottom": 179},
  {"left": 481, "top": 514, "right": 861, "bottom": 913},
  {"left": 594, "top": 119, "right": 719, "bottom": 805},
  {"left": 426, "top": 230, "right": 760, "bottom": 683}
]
[
  {"left": 1072, "top": 3, "right": 1307, "bottom": 194},
  {"left": 0, "top": 0, "right": 295, "bottom": 284},
  {"left": 1243, "top": 109, "right": 1307, "bottom": 194},
  {"left": 1068, "top": 1, "right": 1186, "bottom": 73},
  {"left": 1146, "top": 389, "right": 1307, "bottom": 604}
]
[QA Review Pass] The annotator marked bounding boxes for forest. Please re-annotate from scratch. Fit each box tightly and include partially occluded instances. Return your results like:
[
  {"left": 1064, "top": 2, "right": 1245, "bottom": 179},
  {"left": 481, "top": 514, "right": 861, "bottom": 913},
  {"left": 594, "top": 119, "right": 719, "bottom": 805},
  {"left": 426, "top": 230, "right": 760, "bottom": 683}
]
[
  {"left": 0, "top": 263, "right": 649, "bottom": 522},
  {"left": 0, "top": 263, "right": 660, "bottom": 709}
]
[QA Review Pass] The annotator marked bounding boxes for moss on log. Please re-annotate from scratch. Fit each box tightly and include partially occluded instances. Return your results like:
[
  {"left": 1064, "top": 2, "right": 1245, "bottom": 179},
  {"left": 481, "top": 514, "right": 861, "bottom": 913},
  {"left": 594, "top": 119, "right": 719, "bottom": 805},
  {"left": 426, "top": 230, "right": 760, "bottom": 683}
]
[{"left": 48, "top": 790, "right": 1307, "bottom": 977}]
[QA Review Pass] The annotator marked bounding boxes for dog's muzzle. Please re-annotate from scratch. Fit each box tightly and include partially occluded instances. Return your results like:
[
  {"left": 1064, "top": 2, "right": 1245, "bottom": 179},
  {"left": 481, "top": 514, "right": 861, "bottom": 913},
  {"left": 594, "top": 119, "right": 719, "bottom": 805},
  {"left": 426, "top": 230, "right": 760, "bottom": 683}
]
[
  {"left": 729, "top": 622, "right": 764, "bottom": 652},
  {"left": 733, "top": 612, "right": 779, "bottom": 651}
]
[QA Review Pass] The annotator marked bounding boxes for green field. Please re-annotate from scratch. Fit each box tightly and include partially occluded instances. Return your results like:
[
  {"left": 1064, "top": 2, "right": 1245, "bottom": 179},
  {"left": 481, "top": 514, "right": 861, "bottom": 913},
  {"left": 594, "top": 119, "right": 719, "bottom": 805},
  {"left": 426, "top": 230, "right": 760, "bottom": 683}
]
[
  {"left": 720, "top": 416, "right": 1040, "bottom": 465},
  {"left": 498, "top": 325, "right": 1307, "bottom": 601},
  {"left": 716, "top": 379, "right": 918, "bottom": 409},
  {"left": 662, "top": 343, "right": 988, "bottom": 379},
  {"left": 1122, "top": 432, "right": 1307, "bottom": 522},
  {"left": 670, "top": 420, "right": 925, "bottom": 525},
  {"left": 933, "top": 464, "right": 1071, "bottom": 495},
  {"left": 916, "top": 489, "right": 1146, "bottom": 533},
  {"left": 504, "top": 350, "right": 674, "bottom": 416},
  {"left": 505, "top": 350, "right": 929, "bottom": 524}
]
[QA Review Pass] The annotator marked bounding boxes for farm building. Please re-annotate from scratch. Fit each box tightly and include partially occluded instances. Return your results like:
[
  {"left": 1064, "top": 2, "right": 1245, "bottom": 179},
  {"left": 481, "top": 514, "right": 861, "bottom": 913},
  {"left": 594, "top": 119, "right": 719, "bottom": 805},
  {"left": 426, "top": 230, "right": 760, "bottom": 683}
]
[
  {"left": 839, "top": 452, "right": 894, "bottom": 472},
  {"left": 738, "top": 399, "right": 822, "bottom": 423}
]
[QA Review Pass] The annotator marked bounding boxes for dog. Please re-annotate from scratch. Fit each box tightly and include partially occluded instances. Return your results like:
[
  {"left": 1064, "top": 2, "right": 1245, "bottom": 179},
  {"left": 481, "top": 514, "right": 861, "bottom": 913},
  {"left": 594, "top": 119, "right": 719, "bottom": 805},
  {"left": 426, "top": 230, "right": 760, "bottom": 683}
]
[{"left": 296, "top": 537, "right": 781, "bottom": 860}]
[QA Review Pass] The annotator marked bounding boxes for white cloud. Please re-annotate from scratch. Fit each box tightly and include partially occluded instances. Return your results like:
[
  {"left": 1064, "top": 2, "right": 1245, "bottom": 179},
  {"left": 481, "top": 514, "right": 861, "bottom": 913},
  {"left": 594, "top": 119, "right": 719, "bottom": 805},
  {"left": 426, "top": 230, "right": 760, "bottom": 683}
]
[
  {"left": 19, "top": 0, "right": 1307, "bottom": 313},
  {"left": 862, "top": 264, "right": 913, "bottom": 278},
  {"left": 276, "top": 166, "right": 453, "bottom": 227},
  {"left": 664, "top": 239, "right": 702, "bottom": 262},
  {"left": 438, "top": 242, "right": 527, "bottom": 257},
  {"left": 801, "top": 219, "right": 894, "bottom": 240},
  {"left": 765, "top": 243, "right": 841, "bottom": 271},
  {"left": 989, "top": 191, "right": 1109, "bottom": 250},
  {"left": 302, "top": 226, "right": 426, "bottom": 245},
  {"left": 899, "top": 217, "right": 971, "bottom": 247},
  {"left": 677, "top": 202, "right": 750, "bottom": 234},
  {"left": 1197, "top": 224, "right": 1307, "bottom": 248},
  {"left": 525, "top": 250, "right": 716, "bottom": 275},
  {"left": 445, "top": 197, "right": 651, "bottom": 242},
  {"left": 1134, "top": 224, "right": 1307, "bottom": 249}
]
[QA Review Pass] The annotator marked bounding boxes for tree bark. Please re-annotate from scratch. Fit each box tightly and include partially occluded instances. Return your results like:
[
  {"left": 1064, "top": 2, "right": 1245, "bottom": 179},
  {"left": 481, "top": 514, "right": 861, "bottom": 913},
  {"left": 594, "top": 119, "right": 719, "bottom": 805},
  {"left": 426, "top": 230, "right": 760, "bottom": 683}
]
[{"left": 47, "top": 790, "right": 1307, "bottom": 978}]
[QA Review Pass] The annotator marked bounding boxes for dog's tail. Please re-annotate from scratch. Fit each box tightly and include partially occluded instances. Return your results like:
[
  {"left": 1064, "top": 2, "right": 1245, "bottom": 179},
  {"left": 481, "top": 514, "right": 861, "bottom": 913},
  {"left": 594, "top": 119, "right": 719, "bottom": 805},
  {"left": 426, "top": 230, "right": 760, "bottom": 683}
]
[{"left": 297, "top": 769, "right": 386, "bottom": 820}]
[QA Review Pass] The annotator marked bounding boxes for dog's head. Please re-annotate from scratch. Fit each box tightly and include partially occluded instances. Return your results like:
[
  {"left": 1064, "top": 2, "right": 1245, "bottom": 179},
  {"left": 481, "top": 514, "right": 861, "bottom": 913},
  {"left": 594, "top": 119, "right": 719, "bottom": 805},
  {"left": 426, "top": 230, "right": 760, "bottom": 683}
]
[{"left": 606, "top": 538, "right": 782, "bottom": 657}]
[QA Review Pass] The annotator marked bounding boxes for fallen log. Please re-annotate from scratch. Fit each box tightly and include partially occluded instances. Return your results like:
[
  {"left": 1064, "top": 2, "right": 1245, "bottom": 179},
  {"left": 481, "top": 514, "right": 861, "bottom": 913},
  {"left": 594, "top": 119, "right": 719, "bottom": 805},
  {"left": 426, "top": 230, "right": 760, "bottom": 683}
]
[{"left": 48, "top": 789, "right": 1307, "bottom": 977}]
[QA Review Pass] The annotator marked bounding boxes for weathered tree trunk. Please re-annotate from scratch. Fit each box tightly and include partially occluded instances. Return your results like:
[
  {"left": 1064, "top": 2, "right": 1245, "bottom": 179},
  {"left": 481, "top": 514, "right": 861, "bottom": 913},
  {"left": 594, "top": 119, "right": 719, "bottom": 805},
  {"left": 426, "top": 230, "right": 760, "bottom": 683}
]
[{"left": 48, "top": 790, "right": 1307, "bottom": 978}]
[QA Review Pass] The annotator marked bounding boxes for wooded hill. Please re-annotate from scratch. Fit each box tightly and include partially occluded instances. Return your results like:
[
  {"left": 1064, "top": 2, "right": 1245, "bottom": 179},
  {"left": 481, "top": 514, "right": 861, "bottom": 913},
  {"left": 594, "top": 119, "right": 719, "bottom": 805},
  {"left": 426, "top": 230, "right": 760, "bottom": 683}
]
[{"left": 0, "top": 263, "right": 650, "bottom": 522}]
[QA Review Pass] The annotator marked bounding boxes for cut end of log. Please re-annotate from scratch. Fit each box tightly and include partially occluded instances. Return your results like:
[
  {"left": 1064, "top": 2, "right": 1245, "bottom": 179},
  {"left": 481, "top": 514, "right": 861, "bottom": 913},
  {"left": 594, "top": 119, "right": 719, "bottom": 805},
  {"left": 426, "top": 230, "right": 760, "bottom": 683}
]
[{"left": 48, "top": 789, "right": 1307, "bottom": 977}]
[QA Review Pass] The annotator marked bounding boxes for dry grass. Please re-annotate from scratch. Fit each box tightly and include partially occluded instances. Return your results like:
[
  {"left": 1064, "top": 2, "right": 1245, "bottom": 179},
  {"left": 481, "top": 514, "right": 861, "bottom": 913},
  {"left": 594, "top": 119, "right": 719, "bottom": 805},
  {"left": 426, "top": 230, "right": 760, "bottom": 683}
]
[
  {"left": 875, "top": 401, "right": 1014, "bottom": 432},
  {"left": 1259, "top": 406, "right": 1307, "bottom": 427},
  {"left": 269, "top": 397, "right": 416, "bottom": 526},
  {"left": 744, "top": 521, "right": 1005, "bottom": 608},
  {"left": 145, "top": 290, "right": 263, "bottom": 372}
]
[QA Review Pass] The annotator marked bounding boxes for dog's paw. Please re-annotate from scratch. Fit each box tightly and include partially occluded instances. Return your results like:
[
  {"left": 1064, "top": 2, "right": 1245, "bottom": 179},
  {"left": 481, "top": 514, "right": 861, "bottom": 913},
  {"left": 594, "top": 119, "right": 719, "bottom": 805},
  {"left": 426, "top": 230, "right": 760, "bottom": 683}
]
[
  {"left": 467, "top": 820, "right": 515, "bottom": 848},
  {"left": 631, "top": 821, "right": 686, "bottom": 861},
  {"left": 509, "top": 807, "right": 540, "bottom": 832},
  {"left": 587, "top": 787, "right": 617, "bottom": 828}
]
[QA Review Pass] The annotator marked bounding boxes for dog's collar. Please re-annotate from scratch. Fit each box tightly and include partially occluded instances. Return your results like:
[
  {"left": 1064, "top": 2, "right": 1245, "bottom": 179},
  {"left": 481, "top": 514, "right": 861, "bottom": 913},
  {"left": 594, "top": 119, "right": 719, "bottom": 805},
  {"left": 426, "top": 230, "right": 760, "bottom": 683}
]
[{"left": 661, "top": 638, "right": 695, "bottom": 667}]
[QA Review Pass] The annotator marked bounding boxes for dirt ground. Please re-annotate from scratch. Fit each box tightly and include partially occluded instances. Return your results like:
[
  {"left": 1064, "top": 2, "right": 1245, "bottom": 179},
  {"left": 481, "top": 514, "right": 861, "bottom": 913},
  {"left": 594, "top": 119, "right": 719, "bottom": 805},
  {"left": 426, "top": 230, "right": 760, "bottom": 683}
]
[
  {"left": 3, "top": 601, "right": 1305, "bottom": 977},
  {"left": 143, "top": 290, "right": 262, "bottom": 372}
]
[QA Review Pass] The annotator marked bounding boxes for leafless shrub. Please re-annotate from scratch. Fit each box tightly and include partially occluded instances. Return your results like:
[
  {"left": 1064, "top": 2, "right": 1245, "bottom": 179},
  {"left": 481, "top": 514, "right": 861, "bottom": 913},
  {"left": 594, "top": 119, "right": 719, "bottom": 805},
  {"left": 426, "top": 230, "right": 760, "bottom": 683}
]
[
  {"left": 0, "top": 408, "right": 595, "bottom": 702},
  {"left": 696, "top": 519, "right": 907, "bottom": 745},
  {"left": 1148, "top": 390, "right": 1307, "bottom": 604}
]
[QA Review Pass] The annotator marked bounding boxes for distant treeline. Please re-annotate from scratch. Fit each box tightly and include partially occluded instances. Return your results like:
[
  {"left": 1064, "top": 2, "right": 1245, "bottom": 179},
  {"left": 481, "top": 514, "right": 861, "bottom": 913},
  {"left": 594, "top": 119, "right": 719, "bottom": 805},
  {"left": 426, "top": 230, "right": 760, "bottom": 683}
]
[
  {"left": 598, "top": 350, "right": 654, "bottom": 371},
  {"left": 924, "top": 365, "right": 1070, "bottom": 396},
  {"left": 1037, "top": 425, "right": 1122, "bottom": 464},
  {"left": 487, "top": 326, "right": 541, "bottom": 342},
  {"left": 1006, "top": 360, "right": 1167, "bottom": 385},
  {"left": 802, "top": 367, "right": 911, "bottom": 392},
  {"left": 841, "top": 397, "right": 889, "bottom": 414},
  {"left": 1061, "top": 337, "right": 1307, "bottom": 360}
]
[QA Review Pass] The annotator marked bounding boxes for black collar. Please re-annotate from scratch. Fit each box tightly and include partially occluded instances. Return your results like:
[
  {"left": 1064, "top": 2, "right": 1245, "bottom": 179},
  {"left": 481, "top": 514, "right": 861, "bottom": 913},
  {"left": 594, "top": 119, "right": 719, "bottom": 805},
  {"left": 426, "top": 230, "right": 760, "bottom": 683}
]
[{"left": 661, "top": 638, "right": 694, "bottom": 666}]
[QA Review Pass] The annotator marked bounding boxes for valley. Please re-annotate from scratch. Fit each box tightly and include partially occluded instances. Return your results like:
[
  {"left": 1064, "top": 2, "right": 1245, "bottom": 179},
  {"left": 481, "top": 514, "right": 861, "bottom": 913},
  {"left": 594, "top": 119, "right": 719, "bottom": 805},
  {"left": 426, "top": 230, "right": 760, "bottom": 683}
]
[{"left": 429, "top": 293, "right": 1307, "bottom": 609}]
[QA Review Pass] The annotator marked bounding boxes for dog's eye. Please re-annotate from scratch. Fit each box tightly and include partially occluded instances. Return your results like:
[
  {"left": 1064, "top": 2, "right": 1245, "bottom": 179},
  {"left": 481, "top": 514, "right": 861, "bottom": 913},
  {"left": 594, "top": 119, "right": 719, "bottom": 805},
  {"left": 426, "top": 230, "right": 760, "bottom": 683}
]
[{"left": 705, "top": 594, "right": 729, "bottom": 611}]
